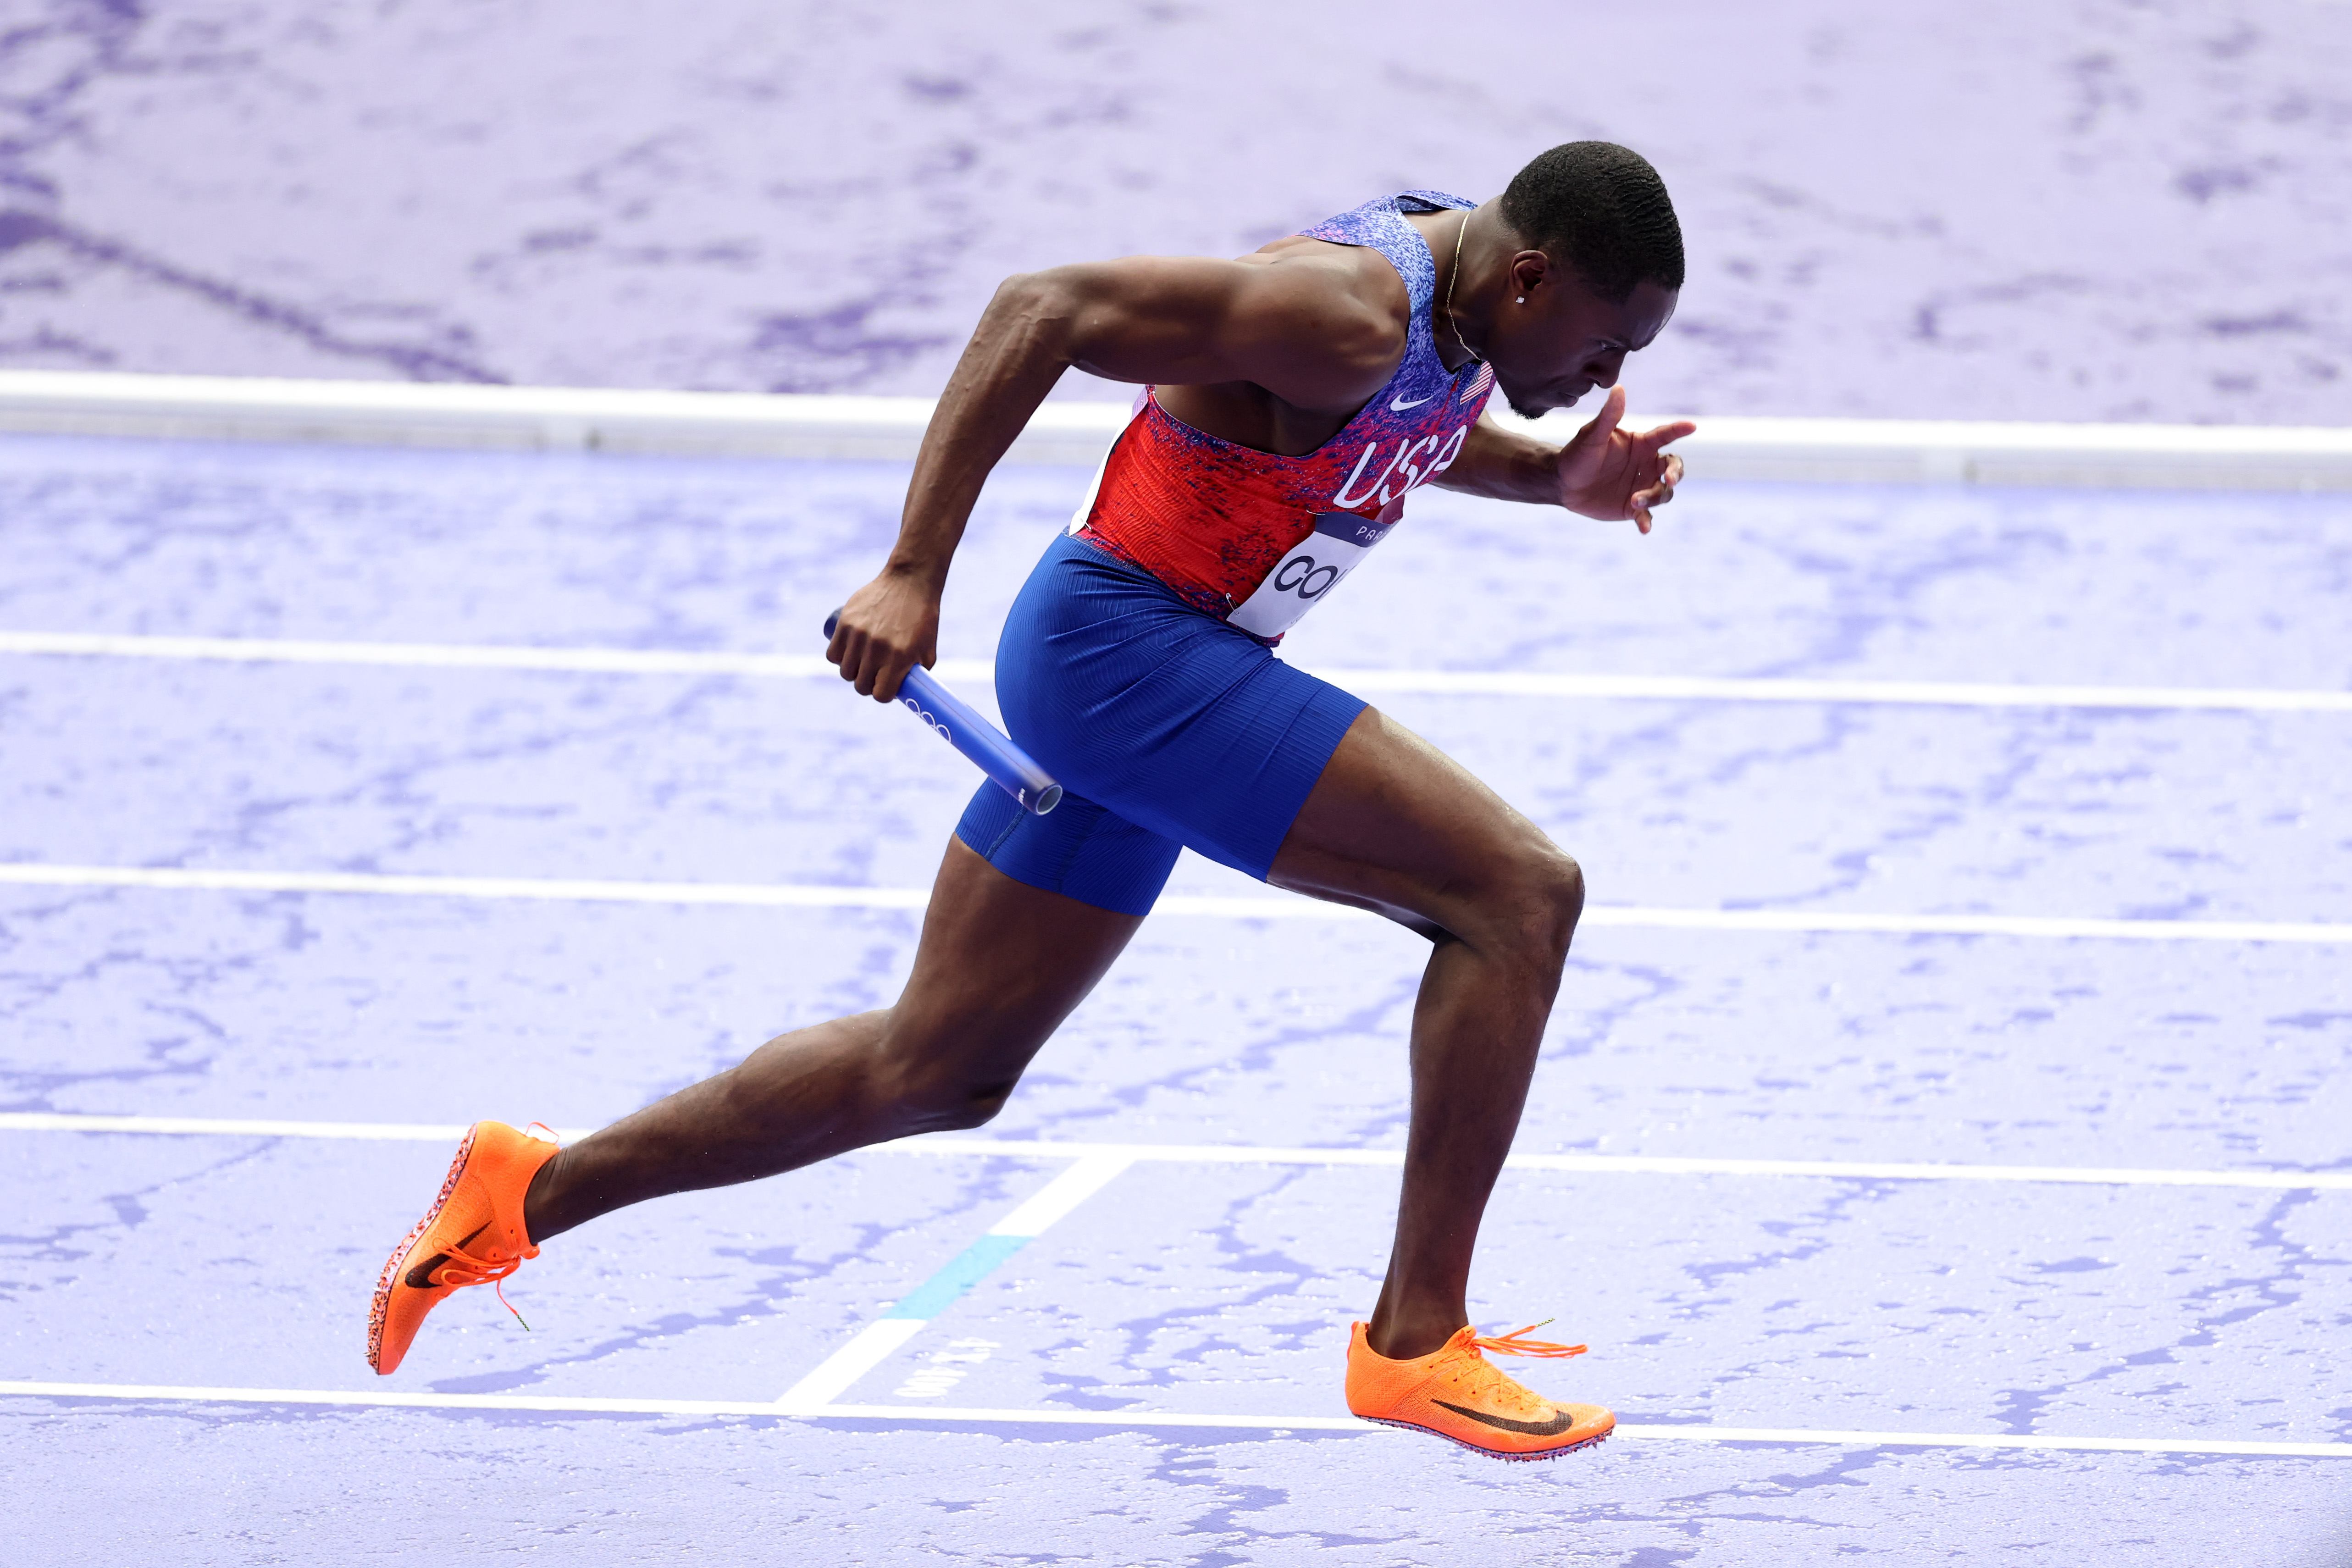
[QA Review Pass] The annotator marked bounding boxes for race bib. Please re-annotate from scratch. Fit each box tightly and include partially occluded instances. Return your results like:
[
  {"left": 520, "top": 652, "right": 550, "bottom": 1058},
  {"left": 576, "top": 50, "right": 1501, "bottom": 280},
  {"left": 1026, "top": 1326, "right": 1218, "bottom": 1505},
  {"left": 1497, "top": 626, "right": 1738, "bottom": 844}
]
[{"left": 1226, "top": 510, "right": 1396, "bottom": 639}]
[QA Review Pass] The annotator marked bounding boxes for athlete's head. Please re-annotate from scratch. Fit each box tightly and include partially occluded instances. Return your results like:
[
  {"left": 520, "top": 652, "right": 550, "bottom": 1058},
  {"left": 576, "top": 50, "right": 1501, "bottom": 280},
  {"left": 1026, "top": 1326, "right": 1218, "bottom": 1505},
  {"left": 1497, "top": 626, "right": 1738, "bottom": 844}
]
[{"left": 1476, "top": 141, "right": 1683, "bottom": 418}]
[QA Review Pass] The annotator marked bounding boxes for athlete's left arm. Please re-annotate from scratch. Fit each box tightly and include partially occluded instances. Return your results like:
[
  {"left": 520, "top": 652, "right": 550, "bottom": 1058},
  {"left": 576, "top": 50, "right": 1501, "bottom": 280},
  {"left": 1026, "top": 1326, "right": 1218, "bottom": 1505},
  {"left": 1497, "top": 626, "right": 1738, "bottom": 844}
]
[{"left": 1433, "top": 388, "right": 1695, "bottom": 535}]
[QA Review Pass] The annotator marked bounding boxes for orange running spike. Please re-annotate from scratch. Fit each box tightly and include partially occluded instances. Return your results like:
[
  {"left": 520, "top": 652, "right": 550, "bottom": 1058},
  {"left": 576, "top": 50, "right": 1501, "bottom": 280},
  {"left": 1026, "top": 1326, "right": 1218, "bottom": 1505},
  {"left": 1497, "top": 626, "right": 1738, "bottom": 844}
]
[
  {"left": 1345, "top": 1321, "right": 1614, "bottom": 1461},
  {"left": 366, "top": 1120, "right": 560, "bottom": 1375}
]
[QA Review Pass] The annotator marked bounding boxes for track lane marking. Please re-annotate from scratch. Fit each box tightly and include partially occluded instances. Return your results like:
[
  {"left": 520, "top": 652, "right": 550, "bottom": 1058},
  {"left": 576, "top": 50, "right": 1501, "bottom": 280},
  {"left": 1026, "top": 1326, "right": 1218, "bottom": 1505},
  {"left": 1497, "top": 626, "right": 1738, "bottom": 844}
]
[
  {"left": 775, "top": 1153, "right": 1134, "bottom": 1412},
  {"left": 5, "top": 629, "right": 2348, "bottom": 713},
  {"left": 0, "top": 630, "right": 852, "bottom": 680},
  {"left": 2, "top": 862, "right": 2342, "bottom": 945},
  {"left": 5, "top": 1114, "right": 2347, "bottom": 1190},
  {"left": 2, "top": 1382, "right": 2343, "bottom": 1457}
]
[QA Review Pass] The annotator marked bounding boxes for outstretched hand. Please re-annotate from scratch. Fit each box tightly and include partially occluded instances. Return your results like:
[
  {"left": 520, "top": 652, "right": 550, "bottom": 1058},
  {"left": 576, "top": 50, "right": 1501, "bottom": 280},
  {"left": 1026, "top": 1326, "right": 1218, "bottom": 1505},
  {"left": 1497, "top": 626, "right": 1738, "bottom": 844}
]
[
  {"left": 1554, "top": 386, "right": 1695, "bottom": 534},
  {"left": 827, "top": 570, "right": 940, "bottom": 702}
]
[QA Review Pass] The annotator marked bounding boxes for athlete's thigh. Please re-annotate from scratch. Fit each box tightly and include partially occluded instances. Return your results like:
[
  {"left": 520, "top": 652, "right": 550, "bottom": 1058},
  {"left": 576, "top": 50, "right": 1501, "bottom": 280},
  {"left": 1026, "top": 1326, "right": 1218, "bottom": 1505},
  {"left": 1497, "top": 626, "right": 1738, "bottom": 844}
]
[
  {"left": 1267, "top": 707, "right": 1568, "bottom": 936},
  {"left": 883, "top": 834, "right": 1146, "bottom": 1078}
]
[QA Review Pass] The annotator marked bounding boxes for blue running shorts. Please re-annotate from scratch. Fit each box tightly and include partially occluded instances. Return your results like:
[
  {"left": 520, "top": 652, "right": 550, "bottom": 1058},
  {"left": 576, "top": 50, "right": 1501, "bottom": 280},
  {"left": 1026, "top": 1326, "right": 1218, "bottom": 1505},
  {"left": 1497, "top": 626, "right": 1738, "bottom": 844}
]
[{"left": 953, "top": 532, "right": 1367, "bottom": 916}]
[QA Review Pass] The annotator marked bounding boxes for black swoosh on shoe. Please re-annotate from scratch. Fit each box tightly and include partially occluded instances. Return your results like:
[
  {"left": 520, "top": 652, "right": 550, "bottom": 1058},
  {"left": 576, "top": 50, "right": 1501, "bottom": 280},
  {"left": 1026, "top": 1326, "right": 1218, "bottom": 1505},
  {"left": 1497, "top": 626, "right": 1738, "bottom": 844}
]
[
  {"left": 1430, "top": 1399, "right": 1577, "bottom": 1437},
  {"left": 405, "top": 1223, "right": 491, "bottom": 1289}
]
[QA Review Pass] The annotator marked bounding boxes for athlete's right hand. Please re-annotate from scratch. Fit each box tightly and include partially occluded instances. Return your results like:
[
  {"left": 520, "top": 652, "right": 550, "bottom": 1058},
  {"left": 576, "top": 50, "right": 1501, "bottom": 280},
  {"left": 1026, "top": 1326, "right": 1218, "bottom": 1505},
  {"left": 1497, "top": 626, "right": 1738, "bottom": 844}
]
[{"left": 827, "top": 571, "right": 940, "bottom": 702}]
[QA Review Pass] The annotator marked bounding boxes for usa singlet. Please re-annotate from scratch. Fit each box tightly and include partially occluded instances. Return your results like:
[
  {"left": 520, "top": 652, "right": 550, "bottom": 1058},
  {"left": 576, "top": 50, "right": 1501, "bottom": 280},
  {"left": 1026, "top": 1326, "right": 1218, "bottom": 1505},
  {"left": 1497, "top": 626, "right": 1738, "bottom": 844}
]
[{"left": 1071, "top": 189, "right": 1498, "bottom": 641}]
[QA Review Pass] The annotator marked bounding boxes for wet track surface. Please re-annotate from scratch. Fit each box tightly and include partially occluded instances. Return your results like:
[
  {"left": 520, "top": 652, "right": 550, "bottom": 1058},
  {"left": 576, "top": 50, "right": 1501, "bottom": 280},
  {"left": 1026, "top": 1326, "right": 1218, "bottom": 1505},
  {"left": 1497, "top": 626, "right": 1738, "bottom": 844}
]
[{"left": 2, "top": 434, "right": 2350, "bottom": 1563}]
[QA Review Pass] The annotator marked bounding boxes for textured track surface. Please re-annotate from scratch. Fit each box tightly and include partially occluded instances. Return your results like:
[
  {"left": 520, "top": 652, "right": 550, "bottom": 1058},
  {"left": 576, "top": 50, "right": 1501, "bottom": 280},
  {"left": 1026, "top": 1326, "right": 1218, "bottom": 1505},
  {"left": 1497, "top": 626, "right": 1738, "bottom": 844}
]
[
  {"left": 2, "top": 433, "right": 2349, "bottom": 1564},
  {"left": 0, "top": 2, "right": 2347, "bottom": 421}
]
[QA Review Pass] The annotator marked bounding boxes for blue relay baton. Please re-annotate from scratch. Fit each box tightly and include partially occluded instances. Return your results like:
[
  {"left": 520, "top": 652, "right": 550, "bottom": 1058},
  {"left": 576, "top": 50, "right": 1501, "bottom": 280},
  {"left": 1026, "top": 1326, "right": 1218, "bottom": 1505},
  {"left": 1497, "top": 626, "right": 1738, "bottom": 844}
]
[{"left": 825, "top": 610, "right": 1063, "bottom": 815}]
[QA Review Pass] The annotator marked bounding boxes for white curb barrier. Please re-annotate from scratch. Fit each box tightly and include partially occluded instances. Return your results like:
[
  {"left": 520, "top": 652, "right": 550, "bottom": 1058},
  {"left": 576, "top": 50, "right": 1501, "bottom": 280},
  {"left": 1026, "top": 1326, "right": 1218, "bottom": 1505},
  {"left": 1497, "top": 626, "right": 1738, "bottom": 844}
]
[{"left": 1, "top": 370, "right": 2346, "bottom": 489}]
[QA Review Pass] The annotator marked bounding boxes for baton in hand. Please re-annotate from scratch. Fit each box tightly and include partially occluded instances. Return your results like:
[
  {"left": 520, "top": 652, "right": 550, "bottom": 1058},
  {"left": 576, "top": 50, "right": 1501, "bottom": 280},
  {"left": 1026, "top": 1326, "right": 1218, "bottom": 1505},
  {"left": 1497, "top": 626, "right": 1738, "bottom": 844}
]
[{"left": 825, "top": 610, "right": 1063, "bottom": 815}]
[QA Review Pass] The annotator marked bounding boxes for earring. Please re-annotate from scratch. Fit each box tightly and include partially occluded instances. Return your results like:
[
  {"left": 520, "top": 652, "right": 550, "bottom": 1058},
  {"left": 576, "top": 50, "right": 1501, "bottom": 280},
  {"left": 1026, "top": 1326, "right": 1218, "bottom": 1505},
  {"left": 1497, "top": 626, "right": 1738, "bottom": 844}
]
[{"left": 1515, "top": 295, "right": 1526, "bottom": 304}]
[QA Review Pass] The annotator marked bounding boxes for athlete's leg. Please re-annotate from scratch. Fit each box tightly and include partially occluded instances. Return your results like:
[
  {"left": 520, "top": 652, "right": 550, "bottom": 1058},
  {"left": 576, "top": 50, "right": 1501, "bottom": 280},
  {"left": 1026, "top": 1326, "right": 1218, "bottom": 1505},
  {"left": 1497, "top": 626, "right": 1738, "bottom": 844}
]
[
  {"left": 522, "top": 837, "right": 1142, "bottom": 1241},
  {"left": 1267, "top": 708, "right": 1586, "bottom": 1363}
]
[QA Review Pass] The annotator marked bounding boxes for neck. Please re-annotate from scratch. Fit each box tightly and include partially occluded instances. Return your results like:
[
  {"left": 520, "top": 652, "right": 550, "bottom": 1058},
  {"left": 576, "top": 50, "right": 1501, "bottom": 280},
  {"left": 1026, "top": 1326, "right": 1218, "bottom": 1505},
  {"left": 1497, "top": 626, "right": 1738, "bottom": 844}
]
[{"left": 1440, "top": 207, "right": 1493, "bottom": 372}]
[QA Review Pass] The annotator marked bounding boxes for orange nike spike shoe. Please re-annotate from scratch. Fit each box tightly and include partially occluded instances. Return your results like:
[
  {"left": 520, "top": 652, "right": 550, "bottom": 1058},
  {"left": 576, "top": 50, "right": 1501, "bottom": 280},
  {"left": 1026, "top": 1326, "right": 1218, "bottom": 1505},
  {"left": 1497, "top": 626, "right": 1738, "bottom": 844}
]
[
  {"left": 1345, "top": 1320, "right": 1615, "bottom": 1461},
  {"left": 367, "top": 1120, "right": 560, "bottom": 1375}
]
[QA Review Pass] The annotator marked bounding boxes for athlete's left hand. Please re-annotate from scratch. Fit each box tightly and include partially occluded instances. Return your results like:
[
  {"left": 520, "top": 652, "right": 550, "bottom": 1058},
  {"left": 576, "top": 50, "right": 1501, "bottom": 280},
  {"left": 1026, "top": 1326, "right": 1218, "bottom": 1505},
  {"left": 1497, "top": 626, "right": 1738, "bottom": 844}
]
[{"left": 1554, "top": 386, "right": 1695, "bottom": 534}]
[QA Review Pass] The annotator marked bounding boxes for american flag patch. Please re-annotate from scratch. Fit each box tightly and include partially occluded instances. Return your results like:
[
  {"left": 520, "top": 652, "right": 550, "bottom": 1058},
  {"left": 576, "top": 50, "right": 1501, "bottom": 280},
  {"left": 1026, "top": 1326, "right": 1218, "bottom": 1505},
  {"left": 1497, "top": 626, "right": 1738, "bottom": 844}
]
[{"left": 1459, "top": 363, "right": 1495, "bottom": 404}]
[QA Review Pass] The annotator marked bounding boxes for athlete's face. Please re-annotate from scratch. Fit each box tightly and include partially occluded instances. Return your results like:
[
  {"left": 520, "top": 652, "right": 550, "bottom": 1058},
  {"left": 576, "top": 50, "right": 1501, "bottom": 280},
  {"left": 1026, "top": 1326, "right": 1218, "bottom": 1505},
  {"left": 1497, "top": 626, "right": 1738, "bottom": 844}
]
[{"left": 1486, "top": 266, "right": 1677, "bottom": 420}]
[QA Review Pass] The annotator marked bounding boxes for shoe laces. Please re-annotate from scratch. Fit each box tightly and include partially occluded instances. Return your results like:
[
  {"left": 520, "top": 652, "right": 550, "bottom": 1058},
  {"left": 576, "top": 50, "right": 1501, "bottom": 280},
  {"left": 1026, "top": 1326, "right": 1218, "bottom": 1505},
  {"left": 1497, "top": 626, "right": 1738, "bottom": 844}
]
[
  {"left": 1471, "top": 1319, "right": 1588, "bottom": 1360},
  {"left": 1437, "top": 1321, "right": 1588, "bottom": 1419},
  {"left": 437, "top": 1240, "right": 537, "bottom": 1332}
]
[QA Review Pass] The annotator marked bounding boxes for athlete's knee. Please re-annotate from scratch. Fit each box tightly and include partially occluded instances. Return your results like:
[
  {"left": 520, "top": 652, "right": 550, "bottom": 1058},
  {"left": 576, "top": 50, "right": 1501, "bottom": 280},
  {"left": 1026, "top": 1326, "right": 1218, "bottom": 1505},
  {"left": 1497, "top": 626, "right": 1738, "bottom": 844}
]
[
  {"left": 1525, "top": 846, "right": 1585, "bottom": 951},
  {"left": 1476, "top": 841, "right": 1583, "bottom": 964},
  {"left": 904, "top": 1075, "right": 1018, "bottom": 1131},
  {"left": 1545, "top": 848, "right": 1586, "bottom": 938},
  {"left": 870, "top": 1057, "right": 1017, "bottom": 1131},
  {"left": 866, "top": 1020, "right": 1031, "bottom": 1133}
]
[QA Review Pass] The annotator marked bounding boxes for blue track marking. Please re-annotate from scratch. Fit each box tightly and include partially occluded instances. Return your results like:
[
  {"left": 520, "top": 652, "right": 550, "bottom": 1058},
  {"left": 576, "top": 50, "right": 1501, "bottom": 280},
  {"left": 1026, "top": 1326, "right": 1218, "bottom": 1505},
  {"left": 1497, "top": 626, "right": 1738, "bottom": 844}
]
[{"left": 885, "top": 1234, "right": 1029, "bottom": 1320}]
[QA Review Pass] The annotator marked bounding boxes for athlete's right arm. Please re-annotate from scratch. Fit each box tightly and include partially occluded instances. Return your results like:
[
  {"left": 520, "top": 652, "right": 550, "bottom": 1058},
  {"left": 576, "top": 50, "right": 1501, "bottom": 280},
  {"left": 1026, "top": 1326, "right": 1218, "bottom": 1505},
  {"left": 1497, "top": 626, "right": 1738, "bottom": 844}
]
[{"left": 827, "top": 253, "right": 1398, "bottom": 700}]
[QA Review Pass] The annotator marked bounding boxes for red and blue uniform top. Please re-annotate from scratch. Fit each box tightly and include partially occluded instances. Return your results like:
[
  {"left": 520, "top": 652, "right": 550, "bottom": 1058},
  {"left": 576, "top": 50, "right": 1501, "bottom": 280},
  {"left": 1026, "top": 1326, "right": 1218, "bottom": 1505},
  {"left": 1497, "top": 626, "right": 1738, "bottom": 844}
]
[{"left": 1072, "top": 190, "right": 1498, "bottom": 641}]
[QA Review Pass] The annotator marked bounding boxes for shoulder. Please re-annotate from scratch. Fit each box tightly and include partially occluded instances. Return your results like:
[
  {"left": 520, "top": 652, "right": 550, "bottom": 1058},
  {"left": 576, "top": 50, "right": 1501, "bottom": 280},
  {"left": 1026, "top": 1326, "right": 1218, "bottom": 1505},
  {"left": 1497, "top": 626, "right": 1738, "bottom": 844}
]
[{"left": 1225, "top": 237, "right": 1411, "bottom": 404}]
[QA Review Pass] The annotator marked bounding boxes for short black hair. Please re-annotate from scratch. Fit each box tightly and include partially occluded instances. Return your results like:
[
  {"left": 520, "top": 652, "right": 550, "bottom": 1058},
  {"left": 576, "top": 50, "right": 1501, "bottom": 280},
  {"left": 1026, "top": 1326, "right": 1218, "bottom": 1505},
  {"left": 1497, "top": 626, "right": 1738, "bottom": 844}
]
[{"left": 1498, "top": 141, "right": 1684, "bottom": 302}]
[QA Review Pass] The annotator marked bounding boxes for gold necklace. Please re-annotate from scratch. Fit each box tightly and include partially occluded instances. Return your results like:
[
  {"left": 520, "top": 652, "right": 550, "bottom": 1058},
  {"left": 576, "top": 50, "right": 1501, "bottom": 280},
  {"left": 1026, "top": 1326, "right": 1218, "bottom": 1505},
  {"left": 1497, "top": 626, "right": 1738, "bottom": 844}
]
[{"left": 1444, "top": 209, "right": 1479, "bottom": 365}]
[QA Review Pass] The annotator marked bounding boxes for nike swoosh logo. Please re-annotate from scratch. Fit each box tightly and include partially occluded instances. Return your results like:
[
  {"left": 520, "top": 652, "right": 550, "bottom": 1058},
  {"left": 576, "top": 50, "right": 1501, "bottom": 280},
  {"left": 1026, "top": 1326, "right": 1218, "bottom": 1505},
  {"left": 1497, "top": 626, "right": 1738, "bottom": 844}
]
[
  {"left": 1389, "top": 393, "right": 1433, "bottom": 411},
  {"left": 1431, "top": 1399, "right": 1578, "bottom": 1437},
  {"left": 405, "top": 1222, "right": 490, "bottom": 1289}
]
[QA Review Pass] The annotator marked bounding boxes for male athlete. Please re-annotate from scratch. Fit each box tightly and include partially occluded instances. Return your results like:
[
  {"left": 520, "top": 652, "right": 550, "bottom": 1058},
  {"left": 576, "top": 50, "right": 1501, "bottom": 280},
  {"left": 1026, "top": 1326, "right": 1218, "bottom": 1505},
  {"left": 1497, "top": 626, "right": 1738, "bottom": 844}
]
[{"left": 368, "top": 141, "right": 1690, "bottom": 1462}]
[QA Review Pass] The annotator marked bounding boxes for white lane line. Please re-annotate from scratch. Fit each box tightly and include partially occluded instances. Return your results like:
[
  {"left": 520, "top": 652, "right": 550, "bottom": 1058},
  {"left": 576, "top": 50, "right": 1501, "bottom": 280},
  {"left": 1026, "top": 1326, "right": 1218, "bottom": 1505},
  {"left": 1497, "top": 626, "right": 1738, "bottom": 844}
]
[
  {"left": 776, "top": 1154, "right": 1135, "bottom": 1411},
  {"left": 5, "top": 630, "right": 2348, "bottom": 715},
  {"left": 3, "top": 862, "right": 2343, "bottom": 946},
  {"left": 1326, "top": 667, "right": 2352, "bottom": 715},
  {"left": 773, "top": 1321, "right": 927, "bottom": 1413},
  {"left": 0, "top": 1114, "right": 484, "bottom": 1141},
  {"left": 985, "top": 1152, "right": 1136, "bottom": 1237},
  {"left": 0, "top": 629, "right": 854, "bottom": 680},
  {"left": 0, "top": 863, "right": 930, "bottom": 911},
  {"left": 1580, "top": 906, "right": 2352, "bottom": 946},
  {"left": 1, "top": 1382, "right": 2343, "bottom": 1457},
  {"left": 1616, "top": 1424, "right": 2352, "bottom": 1459},
  {"left": 7, "top": 1114, "right": 2348, "bottom": 1191}
]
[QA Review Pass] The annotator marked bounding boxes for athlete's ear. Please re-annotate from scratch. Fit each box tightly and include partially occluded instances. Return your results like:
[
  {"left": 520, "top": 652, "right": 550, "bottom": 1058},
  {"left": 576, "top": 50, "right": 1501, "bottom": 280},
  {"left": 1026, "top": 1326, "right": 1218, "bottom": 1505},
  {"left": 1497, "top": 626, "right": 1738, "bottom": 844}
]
[{"left": 1509, "top": 250, "right": 1550, "bottom": 302}]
